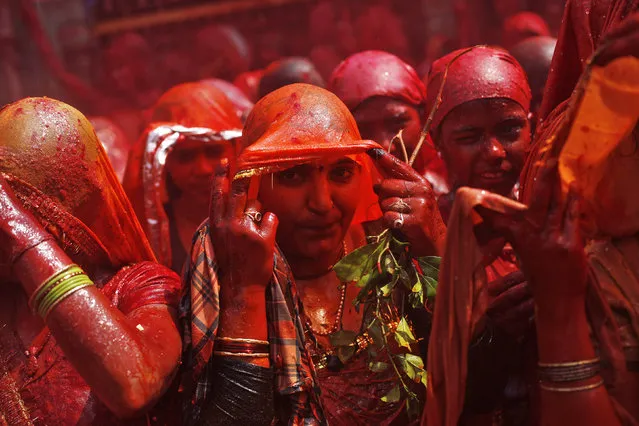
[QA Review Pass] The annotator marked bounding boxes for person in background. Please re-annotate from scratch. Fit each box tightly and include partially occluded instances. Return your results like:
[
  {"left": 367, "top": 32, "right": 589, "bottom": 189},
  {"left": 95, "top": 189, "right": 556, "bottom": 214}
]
[
  {"left": 0, "top": 97, "right": 181, "bottom": 425},
  {"left": 329, "top": 50, "right": 448, "bottom": 195},
  {"left": 123, "top": 82, "right": 243, "bottom": 273},
  {"left": 258, "top": 57, "right": 325, "bottom": 99},
  {"left": 510, "top": 35, "right": 557, "bottom": 128},
  {"left": 200, "top": 78, "right": 254, "bottom": 123},
  {"left": 501, "top": 11, "right": 552, "bottom": 49},
  {"left": 425, "top": 45, "right": 535, "bottom": 424},
  {"left": 233, "top": 70, "right": 264, "bottom": 103},
  {"left": 192, "top": 25, "right": 252, "bottom": 82}
]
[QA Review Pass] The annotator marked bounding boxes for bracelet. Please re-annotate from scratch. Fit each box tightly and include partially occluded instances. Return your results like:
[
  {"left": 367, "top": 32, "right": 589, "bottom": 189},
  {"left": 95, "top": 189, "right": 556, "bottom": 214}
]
[
  {"left": 538, "top": 358, "right": 601, "bottom": 383},
  {"left": 539, "top": 378, "right": 604, "bottom": 393},
  {"left": 29, "top": 264, "right": 94, "bottom": 318},
  {"left": 29, "top": 264, "right": 83, "bottom": 311},
  {"left": 215, "top": 337, "right": 269, "bottom": 355},
  {"left": 213, "top": 351, "right": 270, "bottom": 358}
]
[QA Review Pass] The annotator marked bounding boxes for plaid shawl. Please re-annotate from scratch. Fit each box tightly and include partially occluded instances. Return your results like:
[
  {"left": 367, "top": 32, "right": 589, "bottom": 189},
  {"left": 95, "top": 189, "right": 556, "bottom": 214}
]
[{"left": 179, "top": 222, "right": 325, "bottom": 425}]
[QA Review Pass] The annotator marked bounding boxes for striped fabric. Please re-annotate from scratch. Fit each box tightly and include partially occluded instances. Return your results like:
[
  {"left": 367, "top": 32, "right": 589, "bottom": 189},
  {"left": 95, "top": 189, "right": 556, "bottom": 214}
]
[{"left": 179, "top": 221, "right": 325, "bottom": 425}]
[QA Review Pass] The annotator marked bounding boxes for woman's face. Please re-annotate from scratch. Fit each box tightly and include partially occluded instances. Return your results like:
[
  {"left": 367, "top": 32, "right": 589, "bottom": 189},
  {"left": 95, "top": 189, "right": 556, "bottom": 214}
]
[
  {"left": 165, "top": 139, "right": 228, "bottom": 204},
  {"left": 258, "top": 158, "right": 362, "bottom": 260},
  {"left": 436, "top": 98, "right": 530, "bottom": 196},
  {"left": 353, "top": 97, "right": 422, "bottom": 163}
]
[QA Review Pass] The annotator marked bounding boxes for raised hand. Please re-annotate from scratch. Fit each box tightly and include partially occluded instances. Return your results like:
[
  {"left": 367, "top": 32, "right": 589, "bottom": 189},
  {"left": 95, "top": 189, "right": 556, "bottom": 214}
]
[
  {"left": 595, "top": 12, "right": 639, "bottom": 66},
  {"left": 209, "top": 164, "right": 279, "bottom": 292},
  {"left": 367, "top": 148, "right": 446, "bottom": 256}
]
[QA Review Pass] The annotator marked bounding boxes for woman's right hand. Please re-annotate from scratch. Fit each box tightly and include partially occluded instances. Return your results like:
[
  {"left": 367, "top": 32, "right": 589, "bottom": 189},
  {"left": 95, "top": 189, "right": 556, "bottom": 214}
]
[
  {"left": 595, "top": 12, "right": 639, "bottom": 66},
  {"left": 209, "top": 163, "right": 279, "bottom": 292}
]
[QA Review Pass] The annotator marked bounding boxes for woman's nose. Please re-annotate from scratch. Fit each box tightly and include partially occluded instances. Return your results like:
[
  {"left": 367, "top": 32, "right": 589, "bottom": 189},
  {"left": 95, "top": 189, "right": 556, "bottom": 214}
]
[
  {"left": 483, "top": 136, "right": 507, "bottom": 160},
  {"left": 307, "top": 176, "right": 333, "bottom": 214}
]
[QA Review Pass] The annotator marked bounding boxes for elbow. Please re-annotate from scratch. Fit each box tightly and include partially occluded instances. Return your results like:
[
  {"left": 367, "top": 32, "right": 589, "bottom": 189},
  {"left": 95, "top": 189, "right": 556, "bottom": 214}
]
[{"left": 108, "top": 372, "right": 177, "bottom": 419}]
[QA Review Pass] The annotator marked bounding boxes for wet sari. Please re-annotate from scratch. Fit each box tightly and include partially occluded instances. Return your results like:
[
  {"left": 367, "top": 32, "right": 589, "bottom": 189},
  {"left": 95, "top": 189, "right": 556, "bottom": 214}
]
[
  {"left": 0, "top": 98, "right": 179, "bottom": 425},
  {"left": 181, "top": 84, "right": 425, "bottom": 425},
  {"left": 123, "top": 82, "right": 243, "bottom": 270}
]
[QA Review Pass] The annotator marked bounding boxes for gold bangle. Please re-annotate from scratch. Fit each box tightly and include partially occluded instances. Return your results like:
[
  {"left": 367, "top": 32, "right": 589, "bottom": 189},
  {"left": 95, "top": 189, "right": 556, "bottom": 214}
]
[
  {"left": 538, "top": 358, "right": 600, "bottom": 368},
  {"left": 539, "top": 379, "right": 604, "bottom": 393},
  {"left": 29, "top": 264, "right": 82, "bottom": 311},
  {"left": 213, "top": 351, "right": 270, "bottom": 358},
  {"left": 215, "top": 337, "right": 269, "bottom": 345}
]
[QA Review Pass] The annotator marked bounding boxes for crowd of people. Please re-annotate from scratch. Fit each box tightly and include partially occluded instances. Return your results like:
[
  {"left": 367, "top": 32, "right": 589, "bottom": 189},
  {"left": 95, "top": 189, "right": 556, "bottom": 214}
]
[{"left": 1, "top": 0, "right": 639, "bottom": 425}]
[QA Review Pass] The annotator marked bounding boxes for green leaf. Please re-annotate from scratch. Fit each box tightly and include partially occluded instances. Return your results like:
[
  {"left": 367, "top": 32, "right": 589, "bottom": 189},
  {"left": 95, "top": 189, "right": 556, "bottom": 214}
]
[
  {"left": 329, "top": 330, "right": 357, "bottom": 347},
  {"left": 405, "top": 353, "right": 424, "bottom": 369},
  {"left": 411, "top": 280, "right": 422, "bottom": 293},
  {"left": 381, "top": 385, "right": 401, "bottom": 403},
  {"left": 333, "top": 242, "right": 385, "bottom": 282},
  {"left": 417, "top": 256, "right": 441, "bottom": 279},
  {"left": 424, "top": 275, "right": 438, "bottom": 298},
  {"left": 336, "top": 344, "right": 357, "bottom": 364},
  {"left": 367, "top": 319, "right": 385, "bottom": 347},
  {"left": 396, "top": 354, "right": 417, "bottom": 380},
  {"left": 394, "top": 317, "right": 417, "bottom": 349},
  {"left": 406, "top": 394, "right": 422, "bottom": 419},
  {"left": 368, "top": 361, "right": 389, "bottom": 373}
]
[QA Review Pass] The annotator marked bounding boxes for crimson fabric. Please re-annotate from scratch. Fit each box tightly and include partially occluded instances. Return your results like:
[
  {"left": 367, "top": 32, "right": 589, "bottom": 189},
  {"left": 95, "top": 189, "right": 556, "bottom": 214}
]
[
  {"left": 200, "top": 78, "right": 254, "bottom": 120},
  {"left": 0, "top": 98, "right": 180, "bottom": 425},
  {"left": 233, "top": 70, "right": 263, "bottom": 103},
  {"left": 329, "top": 50, "right": 426, "bottom": 111},
  {"left": 0, "top": 97, "right": 155, "bottom": 268},
  {"left": 238, "top": 83, "right": 379, "bottom": 176},
  {"left": 123, "top": 83, "right": 243, "bottom": 267},
  {"left": 89, "top": 116, "right": 131, "bottom": 182},
  {"left": 502, "top": 12, "right": 551, "bottom": 49},
  {"left": 538, "top": 0, "right": 639, "bottom": 122},
  {"left": 426, "top": 46, "right": 532, "bottom": 131},
  {"left": 150, "top": 82, "right": 242, "bottom": 129}
]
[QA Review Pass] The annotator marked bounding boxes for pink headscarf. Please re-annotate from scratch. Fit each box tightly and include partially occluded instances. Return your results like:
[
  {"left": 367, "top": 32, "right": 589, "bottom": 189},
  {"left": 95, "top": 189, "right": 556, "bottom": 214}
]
[
  {"left": 329, "top": 50, "right": 426, "bottom": 111},
  {"left": 426, "top": 46, "right": 531, "bottom": 131}
]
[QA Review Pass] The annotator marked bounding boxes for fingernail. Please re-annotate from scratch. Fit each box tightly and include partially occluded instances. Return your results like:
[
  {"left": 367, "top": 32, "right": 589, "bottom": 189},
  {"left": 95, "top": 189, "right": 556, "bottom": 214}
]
[{"left": 366, "top": 148, "right": 385, "bottom": 159}]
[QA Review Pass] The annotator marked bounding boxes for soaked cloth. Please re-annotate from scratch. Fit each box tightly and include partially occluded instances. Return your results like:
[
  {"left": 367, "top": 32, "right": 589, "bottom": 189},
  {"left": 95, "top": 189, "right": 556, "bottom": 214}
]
[
  {"left": 426, "top": 46, "right": 531, "bottom": 131},
  {"left": 0, "top": 98, "right": 180, "bottom": 425},
  {"left": 329, "top": 50, "right": 426, "bottom": 111}
]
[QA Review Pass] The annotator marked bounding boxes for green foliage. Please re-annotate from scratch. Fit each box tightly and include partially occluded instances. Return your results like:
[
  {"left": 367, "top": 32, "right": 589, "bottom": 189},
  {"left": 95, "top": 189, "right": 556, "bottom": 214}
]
[{"left": 332, "top": 230, "right": 441, "bottom": 419}]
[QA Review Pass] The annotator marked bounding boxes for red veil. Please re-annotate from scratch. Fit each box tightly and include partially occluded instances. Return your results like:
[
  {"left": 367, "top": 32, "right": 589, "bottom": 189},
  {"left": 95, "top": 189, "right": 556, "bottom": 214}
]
[{"left": 123, "top": 82, "right": 243, "bottom": 267}]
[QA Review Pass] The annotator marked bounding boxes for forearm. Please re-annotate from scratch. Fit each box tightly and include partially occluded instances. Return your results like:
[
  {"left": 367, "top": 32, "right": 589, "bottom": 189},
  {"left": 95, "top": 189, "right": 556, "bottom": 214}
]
[
  {"left": 535, "top": 297, "right": 620, "bottom": 426},
  {"left": 218, "top": 284, "right": 269, "bottom": 367},
  {"left": 15, "top": 242, "right": 180, "bottom": 418}
]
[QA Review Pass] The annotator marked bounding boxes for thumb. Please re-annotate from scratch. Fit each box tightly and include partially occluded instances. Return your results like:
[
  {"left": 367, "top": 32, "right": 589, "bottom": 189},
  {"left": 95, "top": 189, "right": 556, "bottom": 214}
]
[{"left": 259, "top": 212, "right": 279, "bottom": 240}]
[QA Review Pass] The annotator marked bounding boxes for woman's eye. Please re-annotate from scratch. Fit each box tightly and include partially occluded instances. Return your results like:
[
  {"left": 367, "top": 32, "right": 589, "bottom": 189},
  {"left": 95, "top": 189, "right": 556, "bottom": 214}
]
[
  {"left": 330, "top": 166, "right": 355, "bottom": 183},
  {"left": 499, "top": 125, "right": 523, "bottom": 141},
  {"left": 455, "top": 134, "right": 481, "bottom": 145},
  {"left": 275, "top": 169, "right": 304, "bottom": 185}
]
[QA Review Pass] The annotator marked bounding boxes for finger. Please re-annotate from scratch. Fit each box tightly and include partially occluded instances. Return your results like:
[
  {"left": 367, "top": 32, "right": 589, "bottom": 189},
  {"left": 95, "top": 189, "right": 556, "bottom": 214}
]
[
  {"left": 377, "top": 179, "right": 430, "bottom": 199},
  {"left": 487, "top": 282, "right": 531, "bottom": 313},
  {"left": 382, "top": 211, "right": 406, "bottom": 230},
  {"left": 258, "top": 212, "right": 279, "bottom": 241},
  {"left": 245, "top": 199, "right": 263, "bottom": 213},
  {"left": 562, "top": 187, "right": 582, "bottom": 246},
  {"left": 487, "top": 270, "right": 526, "bottom": 296},
  {"left": 229, "top": 177, "right": 250, "bottom": 218},
  {"left": 490, "top": 298, "right": 535, "bottom": 329},
  {"left": 210, "top": 163, "right": 230, "bottom": 225},
  {"left": 367, "top": 148, "right": 424, "bottom": 182},
  {"left": 380, "top": 197, "right": 412, "bottom": 213},
  {"left": 528, "top": 158, "right": 560, "bottom": 227},
  {"left": 595, "top": 32, "right": 639, "bottom": 66}
]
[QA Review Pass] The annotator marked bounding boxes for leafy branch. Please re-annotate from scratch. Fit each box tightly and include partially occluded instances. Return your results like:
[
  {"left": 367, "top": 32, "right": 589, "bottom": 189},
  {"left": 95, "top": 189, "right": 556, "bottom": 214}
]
[{"left": 332, "top": 231, "right": 440, "bottom": 419}]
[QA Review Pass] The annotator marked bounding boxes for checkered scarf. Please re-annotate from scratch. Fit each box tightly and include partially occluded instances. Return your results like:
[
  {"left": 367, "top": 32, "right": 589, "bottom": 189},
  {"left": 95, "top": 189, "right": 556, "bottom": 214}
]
[{"left": 179, "top": 222, "right": 325, "bottom": 425}]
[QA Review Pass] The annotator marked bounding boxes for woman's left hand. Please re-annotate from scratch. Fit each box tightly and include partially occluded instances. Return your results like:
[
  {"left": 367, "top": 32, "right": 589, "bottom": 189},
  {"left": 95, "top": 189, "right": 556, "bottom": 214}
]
[{"left": 368, "top": 148, "right": 446, "bottom": 256}]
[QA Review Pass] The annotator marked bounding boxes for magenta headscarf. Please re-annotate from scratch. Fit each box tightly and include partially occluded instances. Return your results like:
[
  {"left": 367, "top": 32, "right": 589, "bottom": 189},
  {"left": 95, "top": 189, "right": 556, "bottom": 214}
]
[
  {"left": 328, "top": 50, "right": 426, "bottom": 111},
  {"left": 426, "top": 46, "right": 531, "bottom": 131}
]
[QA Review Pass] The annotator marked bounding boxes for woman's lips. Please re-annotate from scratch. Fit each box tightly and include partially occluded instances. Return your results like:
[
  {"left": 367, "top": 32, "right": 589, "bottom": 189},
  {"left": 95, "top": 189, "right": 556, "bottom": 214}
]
[
  {"left": 478, "top": 170, "right": 507, "bottom": 182},
  {"left": 298, "top": 222, "right": 340, "bottom": 237}
]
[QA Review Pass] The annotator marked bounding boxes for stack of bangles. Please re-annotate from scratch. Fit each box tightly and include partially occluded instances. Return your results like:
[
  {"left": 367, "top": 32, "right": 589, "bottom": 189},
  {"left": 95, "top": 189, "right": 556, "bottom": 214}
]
[
  {"left": 538, "top": 358, "right": 604, "bottom": 392},
  {"left": 28, "top": 264, "right": 94, "bottom": 318},
  {"left": 214, "top": 337, "right": 270, "bottom": 358}
]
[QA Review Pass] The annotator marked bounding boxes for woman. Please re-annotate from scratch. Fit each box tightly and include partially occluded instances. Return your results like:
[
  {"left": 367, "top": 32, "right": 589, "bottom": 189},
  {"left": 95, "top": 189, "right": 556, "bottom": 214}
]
[
  {"left": 0, "top": 97, "right": 181, "bottom": 425},
  {"left": 123, "top": 82, "right": 243, "bottom": 272},
  {"left": 180, "top": 83, "right": 446, "bottom": 425},
  {"left": 514, "top": 2, "right": 639, "bottom": 423},
  {"left": 425, "top": 45, "right": 536, "bottom": 423},
  {"left": 329, "top": 50, "right": 448, "bottom": 194},
  {"left": 200, "top": 78, "right": 254, "bottom": 122}
]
